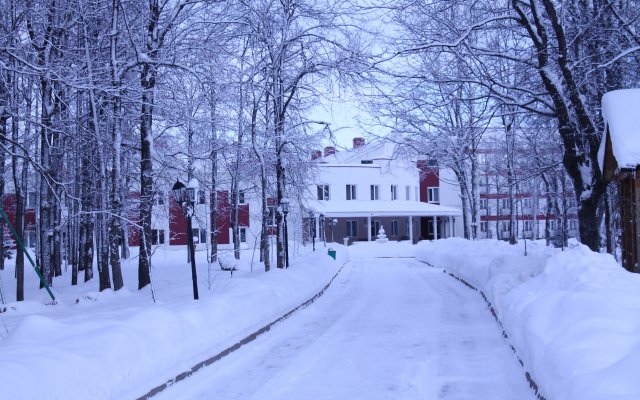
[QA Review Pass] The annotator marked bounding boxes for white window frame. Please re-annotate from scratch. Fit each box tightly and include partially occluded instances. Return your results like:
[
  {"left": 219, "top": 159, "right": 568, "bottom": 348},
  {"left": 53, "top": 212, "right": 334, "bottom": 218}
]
[
  {"left": 238, "top": 191, "right": 246, "bottom": 204},
  {"left": 480, "top": 221, "right": 488, "bottom": 232},
  {"left": 317, "top": 185, "right": 330, "bottom": 201},
  {"left": 405, "top": 186, "right": 411, "bottom": 200},
  {"left": 391, "top": 220, "right": 399, "bottom": 236},
  {"left": 390, "top": 185, "right": 398, "bottom": 201},
  {"left": 197, "top": 190, "right": 206, "bottom": 205},
  {"left": 346, "top": 184, "right": 357, "bottom": 200},
  {"left": 27, "top": 192, "right": 37, "bottom": 208},
  {"left": 239, "top": 227, "right": 247, "bottom": 243},
  {"left": 370, "top": 184, "right": 379, "bottom": 200},
  {"left": 151, "top": 229, "right": 165, "bottom": 245},
  {"left": 480, "top": 198, "right": 488, "bottom": 210},
  {"left": 523, "top": 220, "right": 533, "bottom": 232},
  {"left": 346, "top": 220, "right": 358, "bottom": 237},
  {"left": 427, "top": 187, "right": 439, "bottom": 203}
]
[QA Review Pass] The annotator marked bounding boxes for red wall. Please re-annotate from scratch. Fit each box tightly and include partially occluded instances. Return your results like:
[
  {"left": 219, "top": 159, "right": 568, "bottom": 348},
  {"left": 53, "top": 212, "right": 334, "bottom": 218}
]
[
  {"left": 2, "top": 194, "right": 36, "bottom": 247},
  {"left": 209, "top": 191, "right": 250, "bottom": 246},
  {"left": 417, "top": 161, "right": 439, "bottom": 203}
]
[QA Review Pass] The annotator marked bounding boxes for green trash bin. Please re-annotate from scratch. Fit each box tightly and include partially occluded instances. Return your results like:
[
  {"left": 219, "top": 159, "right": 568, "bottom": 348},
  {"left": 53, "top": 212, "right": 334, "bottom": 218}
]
[{"left": 327, "top": 249, "right": 336, "bottom": 260}]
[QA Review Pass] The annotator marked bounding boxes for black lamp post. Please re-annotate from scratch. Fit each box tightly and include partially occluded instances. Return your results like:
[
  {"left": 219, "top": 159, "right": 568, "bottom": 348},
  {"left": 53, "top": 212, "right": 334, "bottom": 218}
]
[
  {"left": 319, "top": 213, "right": 326, "bottom": 246},
  {"left": 308, "top": 210, "right": 316, "bottom": 251},
  {"left": 280, "top": 198, "right": 290, "bottom": 268},
  {"left": 171, "top": 179, "right": 199, "bottom": 300},
  {"left": 329, "top": 218, "right": 337, "bottom": 243}
]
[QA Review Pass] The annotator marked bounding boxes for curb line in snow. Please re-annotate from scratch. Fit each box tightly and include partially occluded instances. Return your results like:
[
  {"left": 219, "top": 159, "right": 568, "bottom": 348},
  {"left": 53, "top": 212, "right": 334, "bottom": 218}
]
[
  {"left": 418, "top": 260, "right": 547, "bottom": 400},
  {"left": 136, "top": 261, "right": 348, "bottom": 400}
]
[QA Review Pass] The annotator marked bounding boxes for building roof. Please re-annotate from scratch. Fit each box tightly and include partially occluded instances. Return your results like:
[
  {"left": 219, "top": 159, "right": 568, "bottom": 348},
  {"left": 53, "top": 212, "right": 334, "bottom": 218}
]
[
  {"left": 599, "top": 89, "right": 640, "bottom": 175},
  {"left": 306, "top": 200, "right": 462, "bottom": 217}
]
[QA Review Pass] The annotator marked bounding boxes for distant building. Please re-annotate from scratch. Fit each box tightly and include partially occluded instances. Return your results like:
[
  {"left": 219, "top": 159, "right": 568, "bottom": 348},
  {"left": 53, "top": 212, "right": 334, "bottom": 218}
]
[{"left": 304, "top": 138, "right": 463, "bottom": 245}]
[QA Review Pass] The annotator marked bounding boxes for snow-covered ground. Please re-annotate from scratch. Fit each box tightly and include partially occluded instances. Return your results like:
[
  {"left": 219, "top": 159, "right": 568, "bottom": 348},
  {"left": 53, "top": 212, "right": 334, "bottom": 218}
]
[
  {"left": 153, "top": 258, "right": 535, "bottom": 400},
  {"left": 417, "top": 238, "right": 640, "bottom": 400},
  {"left": 0, "top": 244, "right": 346, "bottom": 399},
  {"left": 2, "top": 238, "right": 635, "bottom": 400}
]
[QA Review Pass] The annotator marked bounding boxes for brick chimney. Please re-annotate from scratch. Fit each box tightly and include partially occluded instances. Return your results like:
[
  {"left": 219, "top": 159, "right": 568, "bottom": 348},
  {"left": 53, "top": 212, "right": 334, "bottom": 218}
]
[
  {"left": 311, "top": 150, "right": 322, "bottom": 160},
  {"left": 324, "top": 146, "right": 336, "bottom": 157},
  {"left": 353, "top": 137, "right": 365, "bottom": 148}
]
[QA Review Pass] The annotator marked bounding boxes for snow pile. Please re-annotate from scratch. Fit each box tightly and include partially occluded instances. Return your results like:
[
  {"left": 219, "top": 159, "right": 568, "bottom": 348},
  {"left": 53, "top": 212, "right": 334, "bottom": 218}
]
[
  {"left": 416, "top": 238, "right": 640, "bottom": 400},
  {"left": 0, "top": 246, "right": 346, "bottom": 400}
]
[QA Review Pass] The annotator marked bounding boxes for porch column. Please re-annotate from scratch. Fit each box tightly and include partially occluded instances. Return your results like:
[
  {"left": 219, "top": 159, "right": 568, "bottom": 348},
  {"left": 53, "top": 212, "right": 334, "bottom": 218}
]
[
  {"left": 409, "top": 216, "right": 413, "bottom": 243},
  {"left": 367, "top": 215, "right": 372, "bottom": 242},
  {"left": 315, "top": 216, "right": 320, "bottom": 241},
  {"left": 449, "top": 216, "right": 453, "bottom": 238},
  {"left": 433, "top": 216, "right": 438, "bottom": 240},
  {"left": 452, "top": 217, "right": 456, "bottom": 237}
]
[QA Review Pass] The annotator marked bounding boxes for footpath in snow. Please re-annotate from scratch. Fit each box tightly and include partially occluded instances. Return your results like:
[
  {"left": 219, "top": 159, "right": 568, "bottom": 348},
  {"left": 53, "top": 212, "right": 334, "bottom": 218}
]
[
  {"left": 152, "top": 256, "right": 534, "bottom": 400},
  {"left": 0, "top": 244, "right": 345, "bottom": 399},
  {"left": 416, "top": 238, "right": 640, "bottom": 400}
]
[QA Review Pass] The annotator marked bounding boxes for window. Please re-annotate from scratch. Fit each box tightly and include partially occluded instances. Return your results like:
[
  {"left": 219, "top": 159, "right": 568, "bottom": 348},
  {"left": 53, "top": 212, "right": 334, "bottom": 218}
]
[
  {"left": 361, "top": 160, "right": 373, "bottom": 164},
  {"left": 346, "top": 184, "right": 357, "bottom": 200},
  {"left": 317, "top": 185, "right": 330, "bottom": 201},
  {"left": 239, "top": 191, "right": 246, "bottom": 204},
  {"left": 370, "top": 220, "right": 381, "bottom": 237},
  {"left": 27, "top": 192, "right": 37, "bottom": 208},
  {"left": 522, "top": 198, "right": 532, "bottom": 209},
  {"left": 239, "top": 227, "right": 247, "bottom": 243},
  {"left": 405, "top": 186, "right": 411, "bottom": 200},
  {"left": 480, "top": 221, "right": 488, "bottom": 232},
  {"left": 480, "top": 199, "right": 488, "bottom": 210},
  {"left": 549, "top": 220, "right": 556, "bottom": 230},
  {"left": 428, "top": 187, "right": 439, "bottom": 203},
  {"left": 154, "top": 191, "right": 165, "bottom": 206},
  {"left": 346, "top": 220, "right": 358, "bottom": 237},
  {"left": 391, "top": 220, "right": 399, "bottom": 236},
  {"left": 198, "top": 190, "right": 206, "bottom": 205},
  {"left": 524, "top": 221, "right": 533, "bottom": 232},
  {"left": 415, "top": 187, "right": 419, "bottom": 202},
  {"left": 25, "top": 230, "right": 36, "bottom": 247},
  {"left": 501, "top": 198, "right": 509, "bottom": 209},
  {"left": 501, "top": 221, "right": 509, "bottom": 232},
  {"left": 151, "top": 229, "right": 165, "bottom": 245},
  {"left": 569, "top": 220, "right": 578, "bottom": 230},
  {"left": 390, "top": 185, "right": 398, "bottom": 200},
  {"left": 370, "top": 185, "right": 379, "bottom": 200},
  {"left": 191, "top": 228, "right": 207, "bottom": 244},
  {"left": 268, "top": 206, "right": 276, "bottom": 226}
]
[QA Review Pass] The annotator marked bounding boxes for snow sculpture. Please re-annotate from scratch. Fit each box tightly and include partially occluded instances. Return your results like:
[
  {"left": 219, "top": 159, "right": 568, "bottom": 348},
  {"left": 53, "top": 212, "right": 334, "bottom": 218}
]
[{"left": 376, "top": 226, "right": 389, "bottom": 243}]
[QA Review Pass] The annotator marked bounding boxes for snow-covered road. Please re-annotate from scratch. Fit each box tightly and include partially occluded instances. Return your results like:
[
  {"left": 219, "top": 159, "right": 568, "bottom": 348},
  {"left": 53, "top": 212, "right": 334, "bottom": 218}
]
[{"left": 153, "top": 258, "right": 536, "bottom": 400}]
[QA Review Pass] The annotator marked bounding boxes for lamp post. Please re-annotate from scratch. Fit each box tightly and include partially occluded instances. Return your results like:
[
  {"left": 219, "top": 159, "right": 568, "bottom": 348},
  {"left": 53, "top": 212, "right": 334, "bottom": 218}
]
[
  {"left": 171, "top": 179, "right": 199, "bottom": 300},
  {"left": 319, "top": 213, "right": 326, "bottom": 246},
  {"left": 329, "top": 218, "right": 337, "bottom": 243},
  {"left": 280, "top": 198, "right": 290, "bottom": 268},
  {"left": 308, "top": 210, "right": 316, "bottom": 251}
]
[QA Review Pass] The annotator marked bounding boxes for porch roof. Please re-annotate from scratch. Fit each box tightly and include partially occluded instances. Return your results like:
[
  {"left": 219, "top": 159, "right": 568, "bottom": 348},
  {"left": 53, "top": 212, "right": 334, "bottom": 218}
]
[{"left": 306, "top": 200, "right": 462, "bottom": 217}]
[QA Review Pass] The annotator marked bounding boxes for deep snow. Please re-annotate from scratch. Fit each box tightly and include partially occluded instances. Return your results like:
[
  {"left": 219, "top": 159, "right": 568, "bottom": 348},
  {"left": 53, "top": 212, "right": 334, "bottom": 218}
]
[
  {"left": 2, "top": 238, "right": 636, "bottom": 400},
  {"left": 416, "top": 238, "right": 640, "bottom": 400}
]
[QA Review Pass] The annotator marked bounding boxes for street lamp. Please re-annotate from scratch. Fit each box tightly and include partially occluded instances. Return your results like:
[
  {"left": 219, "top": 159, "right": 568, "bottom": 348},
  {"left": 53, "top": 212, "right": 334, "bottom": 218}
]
[
  {"left": 171, "top": 179, "right": 199, "bottom": 300},
  {"left": 308, "top": 210, "right": 316, "bottom": 251},
  {"left": 319, "top": 213, "right": 326, "bottom": 246},
  {"left": 329, "top": 218, "right": 337, "bottom": 243},
  {"left": 280, "top": 198, "right": 290, "bottom": 268}
]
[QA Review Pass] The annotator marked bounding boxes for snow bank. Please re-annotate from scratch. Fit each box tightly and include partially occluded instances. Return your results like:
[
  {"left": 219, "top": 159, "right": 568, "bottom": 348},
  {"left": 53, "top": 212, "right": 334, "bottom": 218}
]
[
  {"left": 601, "top": 88, "right": 640, "bottom": 169},
  {"left": 416, "top": 238, "right": 640, "bottom": 400},
  {"left": 0, "top": 246, "right": 347, "bottom": 400}
]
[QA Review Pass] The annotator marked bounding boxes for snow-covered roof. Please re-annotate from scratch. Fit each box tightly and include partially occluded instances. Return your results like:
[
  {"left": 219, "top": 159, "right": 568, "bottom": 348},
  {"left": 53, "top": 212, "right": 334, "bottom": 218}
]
[
  {"left": 306, "top": 200, "right": 462, "bottom": 217},
  {"left": 320, "top": 140, "right": 398, "bottom": 165},
  {"left": 599, "top": 88, "right": 640, "bottom": 172}
]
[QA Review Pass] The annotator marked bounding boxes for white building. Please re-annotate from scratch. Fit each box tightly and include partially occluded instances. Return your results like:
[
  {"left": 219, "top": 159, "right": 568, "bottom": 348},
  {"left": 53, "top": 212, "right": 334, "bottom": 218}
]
[{"left": 304, "top": 138, "right": 463, "bottom": 244}]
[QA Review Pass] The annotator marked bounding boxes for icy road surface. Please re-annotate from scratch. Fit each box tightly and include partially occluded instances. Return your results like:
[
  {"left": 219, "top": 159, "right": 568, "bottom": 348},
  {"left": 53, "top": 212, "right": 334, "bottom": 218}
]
[{"left": 154, "top": 259, "right": 536, "bottom": 400}]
